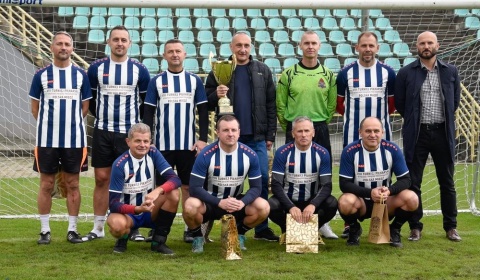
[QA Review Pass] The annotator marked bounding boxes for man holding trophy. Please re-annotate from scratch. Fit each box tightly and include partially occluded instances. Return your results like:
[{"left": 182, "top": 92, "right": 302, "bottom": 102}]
[{"left": 205, "top": 32, "right": 279, "bottom": 242}]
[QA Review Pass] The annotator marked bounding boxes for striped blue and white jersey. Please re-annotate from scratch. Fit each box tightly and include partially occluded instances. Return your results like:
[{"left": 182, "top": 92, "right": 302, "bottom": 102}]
[
  {"left": 337, "top": 60, "right": 396, "bottom": 146},
  {"left": 271, "top": 142, "right": 331, "bottom": 202},
  {"left": 88, "top": 57, "right": 150, "bottom": 133},
  {"left": 339, "top": 139, "right": 408, "bottom": 190},
  {"left": 29, "top": 63, "right": 92, "bottom": 148},
  {"left": 144, "top": 69, "right": 207, "bottom": 151}
]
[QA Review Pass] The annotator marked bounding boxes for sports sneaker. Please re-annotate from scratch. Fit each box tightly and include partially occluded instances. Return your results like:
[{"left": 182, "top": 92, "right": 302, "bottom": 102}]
[
  {"left": 66, "top": 231, "right": 83, "bottom": 244},
  {"left": 81, "top": 231, "right": 104, "bottom": 242},
  {"left": 184, "top": 230, "right": 194, "bottom": 243},
  {"left": 390, "top": 225, "right": 403, "bottom": 248},
  {"left": 238, "top": 234, "right": 247, "bottom": 251},
  {"left": 254, "top": 227, "right": 279, "bottom": 242},
  {"left": 37, "top": 231, "right": 51, "bottom": 245},
  {"left": 129, "top": 228, "right": 145, "bottom": 242},
  {"left": 319, "top": 223, "right": 339, "bottom": 239},
  {"left": 346, "top": 223, "right": 362, "bottom": 246},
  {"left": 145, "top": 229, "right": 153, "bottom": 242},
  {"left": 192, "top": 236, "right": 204, "bottom": 253},
  {"left": 151, "top": 235, "right": 174, "bottom": 255},
  {"left": 341, "top": 225, "right": 350, "bottom": 239},
  {"left": 113, "top": 237, "right": 128, "bottom": 253}
]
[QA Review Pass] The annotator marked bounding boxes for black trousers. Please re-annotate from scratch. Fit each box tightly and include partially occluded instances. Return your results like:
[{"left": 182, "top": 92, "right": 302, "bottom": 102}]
[{"left": 407, "top": 124, "right": 457, "bottom": 232}]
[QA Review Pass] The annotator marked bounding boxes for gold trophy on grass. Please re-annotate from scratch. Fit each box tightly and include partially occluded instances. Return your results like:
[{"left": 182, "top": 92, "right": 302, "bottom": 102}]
[{"left": 210, "top": 52, "right": 236, "bottom": 116}]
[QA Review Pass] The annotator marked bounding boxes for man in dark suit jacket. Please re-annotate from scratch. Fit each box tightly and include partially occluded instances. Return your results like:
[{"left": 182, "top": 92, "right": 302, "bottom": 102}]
[{"left": 394, "top": 31, "right": 461, "bottom": 242}]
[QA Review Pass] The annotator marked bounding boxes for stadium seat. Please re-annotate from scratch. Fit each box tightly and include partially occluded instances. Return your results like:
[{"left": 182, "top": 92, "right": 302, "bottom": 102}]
[
  {"left": 199, "top": 43, "right": 217, "bottom": 58},
  {"left": 268, "top": 18, "right": 284, "bottom": 31},
  {"left": 373, "top": 30, "right": 384, "bottom": 43},
  {"left": 347, "top": 30, "right": 361, "bottom": 44},
  {"left": 336, "top": 43, "right": 355, "bottom": 57},
  {"left": 283, "top": 57, "right": 299, "bottom": 69},
  {"left": 384, "top": 57, "right": 401, "bottom": 72},
  {"left": 316, "top": 9, "right": 332, "bottom": 18},
  {"left": 339, "top": 18, "right": 356, "bottom": 31},
  {"left": 108, "top": 7, "right": 123, "bottom": 17},
  {"left": 350, "top": 9, "right": 362, "bottom": 18},
  {"left": 184, "top": 58, "right": 199, "bottom": 73},
  {"left": 217, "top": 30, "right": 233, "bottom": 43},
  {"left": 197, "top": 30, "right": 214, "bottom": 43},
  {"left": 88, "top": 30, "right": 105, "bottom": 44},
  {"left": 157, "top": 8, "right": 173, "bottom": 17},
  {"left": 219, "top": 43, "right": 232, "bottom": 58},
  {"left": 232, "top": 18, "right": 248, "bottom": 31},
  {"left": 141, "top": 17, "right": 157, "bottom": 30},
  {"left": 264, "top": 9, "right": 280, "bottom": 17},
  {"left": 72, "top": 16, "right": 89, "bottom": 29},
  {"left": 478, "top": 29, "right": 480, "bottom": 40},
  {"left": 329, "top": 30, "right": 346, "bottom": 44},
  {"left": 324, "top": 57, "right": 341, "bottom": 73},
  {"left": 193, "top": 8, "right": 209, "bottom": 18},
  {"left": 127, "top": 43, "right": 140, "bottom": 57},
  {"left": 322, "top": 17, "right": 340, "bottom": 31},
  {"left": 214, "top": 18, "right": 230, "bottom": 30},
  {"left": 141, "top": 30, "right": 157, "bottom": 43},
  {"left": 281, "top": 9, "right": 297, "bottom": 18},
  {"left": 124, "top": 16, "right": 140, "bottom": 29},
  {"left": 158, "top": 17, "right": 174, "bottom": 30},
  {"left": 141, "top": 8, "right": 156, "bottom": 18},
  {"left": 316, "top": 30, "right": 328, "bottom": 43},
  {"left": 247, "top": 9, "right": 262, "bottom": 19},
  {"left": 471, "top": 9, "right": 480, "bottom": 16},
  {"left": 264, "top": 58, "right": 282, "bottom": 74},
  {"left": 375, "top": 18, "right": 393, "bottom": 30},
  {"left": 229, "top": 9, "right": 244, "bottom": 17},
  {"left": 58, "top": 7, "right": 74, "bottom": 17},
  {"left": 343, "top": 57, "right": 357, "bottom": 66},
  {"left": 286, "top": 18, "right": 302, "bottom": 31},
  {"left": 75, "top": 7, "right": 90, "bottom": 16},
  {"left": 124, "top": 8, "right": 140, "bottom": 17},
  {"left": 465, "top": 17, "right": 480, "bottom": 29},
  {"left": 333, "top": 9, "right": 348, "bottom": 18},
  {"left": 273, "top": 30, "right": 290, "bottom": 44},
  {"left": 161, "top": 59, "right": 168, "bottom": 71},
  {"left": 291, "top": 30, "right": 303, "bottom": 43},
  {"left": 158, "top": 30, "right": 174, "bottom": 43},
  {"left": 159, "top": 44, "right": 165, "bottom": 55},
  {"left": 175, "top": 8, "right": 190, "bottom": 17},
  {"left": 298, "top": 9, "right": 314, "bottom": 18},
  {"left": 454, "top": 9, "right": 471, "bottom": 17},
  {"left": 254, "top": 30, "right": 271, "bottom": 44},
  {"left": 384, "top": 30, "right": 402, "bottom": 44},
  {"left": 177, "top": 17, "right": 193, "bottom": 30},
  {"left": 184, "top": 43, "right": 197, "bottom": 57},
  {"left": 177, "top": 30, "right": 194, "bottom": 43},
  {"left": 211, "top": 8, "right": 226, "bottom": 18},
  {"left": 105, "top": 45, "right": 111, "bottom": 55},
  {"left": 403, "top": 57, "right": 417, "bottom": 66},
  {"left": 142, "top": 44, "right": 158, "bottom": 57},
  {"left": 202, "top": 58, "right": 213, "bottom": 73},
  {"left": 369, "top": 9, "right": 384, "bottom": 18},
  {"left": 89, "top": 16, "right": 106, "bottom": 29},
  {"left": 143, "top": 58, "right": 159, "bottom": 73},
  {"left": 357, "top": 18, "right": 375, "bottom": 30},
  {"left": 107, "top": 16, "right": 123, "bottom": 29},
  {"left": 259, "top": 43, "right": 276, "bottom": 58},
  {"left": 303, "top": 18, "right": 321, "bottom": 30},
  {"left": 251, "top": 18, "right": 267, "bottom": 30},
  {"left": 377, "top": 43, "right": 393, "bottom": 58},
  {"left": 91, "top": 7, "right": 107, "bottom": 16},
  {"left": 250, "top": 43, "right": 257, "bottom": 57},
  {"left": 129, "top": 30, "right": 140, "bottom": 43},
  {"left": 278, "top": 43, "right": 295, "bottom": 57},
  {"left": 195, "top": 18, "right": 211, "bottom": 30},
  {"left": 318, "top": 43, "right": 334, "bottom": 57},
  {"left": 393, "top": 42, "right": 412, "bottom": 57}
]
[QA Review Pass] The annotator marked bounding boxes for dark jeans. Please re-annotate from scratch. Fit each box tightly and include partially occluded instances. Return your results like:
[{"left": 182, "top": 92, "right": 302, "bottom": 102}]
[{"left": 407, "top": 124, "right": 457, "bottom": 232}]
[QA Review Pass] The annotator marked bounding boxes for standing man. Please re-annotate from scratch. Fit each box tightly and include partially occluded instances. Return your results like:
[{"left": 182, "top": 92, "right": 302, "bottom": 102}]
[
  {"left": 268, "top": 116, "right": 338, "bottom": 243},
  {"left": 395, "top": 31, "right": 461, "bottom": 242},
  {"left": 276, "top": 30, "right": 338, "bottom": 239},
  {"left": 143, "top": 39, "right": 209, "bottom": 243},
  {"left": 205, "top": 32, "right": 278, "bottom": 242},
  {"left": 336, "top": 31, "right": 396, "bottom": 238},
  {"left": 338, "top": 117, "right": 418, "bottom": 247},
  {"left": 183, "top": 115, "right": 270, "bottom": 253},
  {"left": 107, "top": 123, "right": 181, "bottom": 254},
  {"left": 84, "top": 25, "right": 151, "bottom": 242},
  {"left": 30, "top": 31, "right": 92, "bottom": 244}
]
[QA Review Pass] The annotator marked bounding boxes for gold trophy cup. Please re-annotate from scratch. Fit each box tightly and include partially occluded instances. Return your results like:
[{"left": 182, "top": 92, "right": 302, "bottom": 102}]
[{"left": 210, "top": 53, "right": 236, "bottom": 116}]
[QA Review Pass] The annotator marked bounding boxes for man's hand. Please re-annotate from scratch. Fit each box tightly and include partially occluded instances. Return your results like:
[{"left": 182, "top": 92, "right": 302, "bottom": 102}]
[
  {"left": 266, "top": 140, "right": 273, "bottom": 151},
  {"left": 192, "top": 140, "right": 207, "bottom": 156},
  {"left": 371, "top": 187, "right": 390, "bottom": 203},
  {"left": 137, "top": 199, "right": 155, "bottom": 213},
  {"left": 216, "top": 85, "right": 229, "bottom": 99},
  {"left": 146, "top": 186, "right": 165, "bottom": 203},
  {"left": 301, "top": 204, "right": 316, "bottom": 224},
  {"left": 289, "top": 207, "right": 303, "bottom": 223},
  {"left": 218, "top": 197, "right": 244, "bottom": 213}
]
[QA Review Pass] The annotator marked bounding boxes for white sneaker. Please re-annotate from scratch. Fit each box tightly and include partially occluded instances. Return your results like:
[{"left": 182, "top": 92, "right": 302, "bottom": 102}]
[{"left": 319, "top": 223, "right": 338, "bottom": 239}]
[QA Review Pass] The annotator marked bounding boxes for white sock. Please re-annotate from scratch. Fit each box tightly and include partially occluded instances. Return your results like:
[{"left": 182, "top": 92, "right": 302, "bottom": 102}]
[
  {"left": 40, "top": 214, "right": 50, "bottom": 233},
  {"left": 92, "top": 215, "right": 106, "bottom": 236},
  {"left": 184, "top": 224, "right": 188, "bottom": 232},
  {"left": 68, "top": 216, "right": 78, "bottom": 232}
]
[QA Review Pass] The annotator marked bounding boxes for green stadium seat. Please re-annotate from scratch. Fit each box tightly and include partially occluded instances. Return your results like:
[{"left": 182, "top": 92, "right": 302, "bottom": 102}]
[
  {"left": 89, "top": 16, "right": 106, "bottom": 29},
  {"left": 478, "top": 29, "right": 480, "bottom": 40},
  {"left": 91, "top": 7, "right": 107, "bottom": 16},
  {"left": 108, "top": 7, "right": 123, "bottom": 17},
  {"left": 159, "top": 44, "right": 165, "bottom": 55},
  {"left": 247, "top": 9, "right": 262, "bottom": 19},
  {"left": 251, "top": 18, "right": 267, "bottom": 30},
  {"left": 339, "top": 18, "right": 356, "bottom": 31},
  {"left": 219, "top": 43, "right": 232, "bottom": 58},
  {"left": 141, "top": 8, "right": 156, "bottom": 18},
  {"left": 298, "top": 9, "right": 314, "bottom": 18},
  {"left": 197, "top": 30, "right": 214, "bottom": 43},
  {"left": 264, "top": 9, "right": 280, "bottom": 17},
  {"left": 254, "top": 30, "right": 271, "bottom": 44},
  {"left": 161, "top": 59, "right": 168, "bottom": 71},
  {"left": 214, "top": 18, "right": 230, "bottom": 30},
  {"left": 377, "top": 43, "right": 393, "bottom": 58},
  {"left": 72, "top": 16, "right": 89, "bottom": 29},
  {"left": 107, "top": 16, "right": 123, "bottom": 29},
  {"left": 141, "top": 30, "right": 157, "bottom": 44},
  {"left": 336, "top": 43, "right": 354, "bottom": 57},
  {"left": 184, "top": 58, "right": 199, "bottom": 73},
  {"left": 350, "top": 9, "right": 362, "bottom": 18},
  {"left": 217, "top": 30, "right": 233, "bottom": 43},
  {"left": 273, "top": 30, "right": 290, "bottom": 44},
  {"left": 303, "top": 18, "right": 321, "bottom": 30},
  {"left": 268, "top": 18, "right": 284, "bottom": 31},
  {"left": 369, "top": 9, "right": 384, "bottom": 18},
  {"left": 277, "top": 43, "right": 295, "bottom": 57},
  {"left": 465, "top": 17, "right": 480, "bottom": 29},
  {"left": 141, "top": 17, "right": 157, "bottom": 30},
  {"left": 177, "top": 17, "right": 193, "bottom": 30},
  {"left": 283, "top": 57, "right": 299, "bottom": 69},
  {"left": 393, "top": 42, "right": 412, "bottom": 57},
  {"left": 344, "top": 57, "right": 357, "bottom": 66},
  {"left": 333, "top": 9, "right": 348, "bottom": 18},
  {"left": 403, "top": 57, "right": 417, "bottom": 66},
  {"left": 75, "top": 7, "right": 90, "bottom": 16},
  {"left": 259, "top": 43, "right": 276, "bottom": 58},
  {"left": 195, "top": 18, "right": 211, "bottom": 30},
  {"left": 232, "top": 18, "right": 248, "bottom": 31},
  {"left": 324, "top": 57, "right": 341, "bottom": 73},
  {"left": 158, "top": 30, "right": 174, "bottom": 43},
  {"left": 157, "top": 8, "right": 173, "bottom": 17},
  {"left": 184, "top": 43, "right": 197, "bottom": 57},
  {"left": 347, "top": 30, "right": 361, "bottom": 44},
  {"left": 229, "top": 9, "right": 244, "bottom": 17},
  {"left": 58, "top": 7, "right": 74, "bottom": 17},
  {"left": 143, "top": 58, "right": 159, "bottom": 73},
  {"left": 373, "top": 30, "right": 384, "bottom": 43},
  {"left": 175, "top": 8, "right": 190, "bottom": 17},
  {"left": 202, "top": 58, "right": 213, "bottom": 73},
  {"left": 471, "top": 9, "right": 480, "bottom": 16},
  {"left": 127, "top": 43, "right": 140, "bottom": 57},
  {"left": 357, "top": 18, "right": 375, "bottom": 30},
  {"left": 124, "top": 8, "right": 140, "bottom": 17},
  {"left": 158, "top": 17, "right": 174, "bottom": 30},
  {"left": 316, "top": 30, "right": 328, "bottom": 43},
  {"left": 88, "top": 30, "right": 105, "bottom": 44},
  {"left": 316, "top": 9, "right": 332, "bottom": 18},
  {"left": 250, "top": 43, "right": 257, "bottom": 57},
  {"left": 375, "top": 18, "right": 393, "bottom": 30},
  {"left": 264, "top": 58, "right": 282, "bottom": 74},
  {"left": 384, "top": 30, "right": 402, "bottom": 44},
  {"left": 322, "top": 17, "right": 339, "bottom": 31},
  {"left": 291, "top": 30, "right": 303, "bottom": 43},
  {"left": 384, "top": 57, "right": 401, "bottom": 72},
  {"left": 129, "top": 30, "right": 140, "bottom": 43},
  {"left": 211, "top": 8, "right": 226, "bottom": 18},
  {"left": 318, "top": 43, "right": 334, "bottom": 57},
  {"left": 124, "top": 16, "right": 140, "bottom": 29},
  {"left": 193, "top": 8, "right": 209, "bottom": 18},
  {"left": 105, "top": 45, "right": 111, "bottom": 55},
  {"left": 199, "top": 43, "right": 217, "bottom": 57},
  {"left": 329, "top": 30, "right": 346, "bottom": 44},
  {"left": 286, "top": 18, "right": 302, "bottom": 31},
  {"left": 142, "top": 43, "right": 158, "bottom": 57},
  {"left": 281, "top": 9, "right": 297, "bottom": 17},
  {"left": 454, "top": 9, "right": 471, "bottom": 17}
]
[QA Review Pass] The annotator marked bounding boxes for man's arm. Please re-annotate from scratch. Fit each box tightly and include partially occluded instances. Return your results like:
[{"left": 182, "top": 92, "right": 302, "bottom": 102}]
[
  {"left": 82, "top": 100, "right": 90, "bottom": 118},
  {"left": 196, "top": 102, "right": 209, "bottom": 143},
  {"left": 86, "top": 65, "right": 98, "bottom": 118},
  {"left": 270, "top": 172, "right": 295, "bottom": 210},
  {"left": 31, "top": 99, "right": 39, "bottom": 120},
  {"left": 276, "top": 71, "right": 289, "bottom": 132},
  {"left": 339, "top": 176, "right": 372, "bottom": 198},
  {"left": 388, "top": 173, "right": 411, "bottom": 195},
  {"left": 309, "top": 175, "right": 333, "bottom": 208},
  {"left": 394, "top": 68, "right": 407, "bottom": 117},
  {"left": 326, "top": 70, "right": 337, "bottom": 123},
  {"left": 387, "top": 68, "right": 396, "bottom": 114},
  {"left": 336, "top": 71, "right": 346, "bottom": 115},
  {"left": 264, "top": 65, "right": 277, "bottom": 143},
  {"left": 189, "top": 173, "right": 221, "bottom": 205}
]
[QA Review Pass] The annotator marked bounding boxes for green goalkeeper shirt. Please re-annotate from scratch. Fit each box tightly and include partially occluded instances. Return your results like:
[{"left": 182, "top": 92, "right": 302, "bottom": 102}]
[{"left": 276, "top": 62, "right": 337, "bottom": 131}]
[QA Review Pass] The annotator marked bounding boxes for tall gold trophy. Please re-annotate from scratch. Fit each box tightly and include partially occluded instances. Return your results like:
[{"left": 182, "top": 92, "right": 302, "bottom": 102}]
[{"left": 210, "top": 52, "right": 236, "bottom": 116}]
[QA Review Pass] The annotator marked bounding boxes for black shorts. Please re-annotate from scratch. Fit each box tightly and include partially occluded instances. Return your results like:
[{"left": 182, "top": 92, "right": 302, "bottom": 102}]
[
  {"left": 34, "top": 147, "right": 88, "bottom": 174},
  {"left": 91, "top": 128, "right": 129, "bottom": 168},
  {"left": 203, "top": 195, "right": 247, "bottom": 223},
  {"left": 359, "top": 199, "right": 375, "bottom": 221},
  {"left": 156, "top": 150, "right": 196, "bottom": 185}
]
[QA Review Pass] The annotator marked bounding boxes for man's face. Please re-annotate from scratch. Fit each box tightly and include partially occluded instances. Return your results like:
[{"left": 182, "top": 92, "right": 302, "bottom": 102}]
[
  {"left": 359, "top": 118, "right": 384, "bottom": 151},
  {"left": 163, "top": 42, "right": 186, "bottom": 69},
  {"left": 299, "top": 33, "right": 320, "bottom": 59},
  {"left": 216, "top": 120, "right": 240, "bottom": 148},
  {"left": 108, "top": 29, "right": 131, "bottom": 59},
  {"left": 126, "top": 132, "right": 151, "bottom": 159},
  {"left": 292, "top": 120, "right": 315, "bottom": 150},
  {"left": 356, "top": 35, "right": 379, "bottom": 65},
  {"left": 51, "top": 34, "right": 73, "bottom": 62},
  {"left": 416, "top": 32, "right": 439, "bottom": 60},
  {"left": 230, "top": 34, "right": 251, "bottom": 65}
]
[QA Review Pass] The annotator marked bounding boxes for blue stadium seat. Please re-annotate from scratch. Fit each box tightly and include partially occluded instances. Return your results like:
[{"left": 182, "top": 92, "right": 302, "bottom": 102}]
[
  {"left": 264, "top": 9, "right": 280, "bottom": 17},
  {"left": 216, "top": 30, "right": 233, "bottom": 43},
  {"left": 283, "top": 57, "right": 299, "bottom": 69},
  {"left": 454, "top": 9, "right": 471, "bottom": 17},
  {"left": 91, "top": 7, "right": 107, "bottom": 16},
  {"left": 324, "top": 57, "right": 341, "bottom": 73},
  {"left": 281, "top": 9, "right": 297, "bottom": 18},
  {"left": 291, "top": 30, "right": 303, "bottom": 43},
  {"left": 375, "top": 18, "right": 393, "bottom": 31},
  {"left": 254, "top": 30, "right": 271, "bottom": 44},
  {"left": 202, "top": 58, "right": 213, "bottom": 73},
  {"left": 219, "top": 43, "right": 232, "bottom": 58},
  {"left": 268, "top": 18, "right": 284, "bottom": 31},
  {"left": 157, "top": 8, "right": 173, "bottom": 17},
  {"left": 384, "top": 30, "right": 402, "bottom": 44},
  {"left": 393, "top": 43, "right": 412, "bottom": 57},
  {"left": 89, "top": 16, "right": 106, "bottom": 29},
  {"left": 286, "top": 18, "right": 302, "bottom": 31},
  {"left": 465, "top": 17, "right": 480, "bottom": 29},
  {"left": 211, "top": 8, "right": 226, "bottom": 18},
  {"left": 159, "top": 44, "right": 165, "bottom": 55},
  {"left": 197, "top": 30, "right": 214, "bottom": 43},
  {"left": 316, "top": 9, "right": 332, "bottom": 18},
  {"left": 373, "top": 30, "right": 384, "bottom": 43},
  {"left": 158, "top": 30, "right": 174, "bottom": 43},
  {"left": 75, "top": 7, "right": 90, "bottom": 16},
  {"left": 303, "top": 18, "right": 321, "bottom": 30},
  {"left": 339, "top": 18, "right": 356, "bottom": 31},
  {"left": 357, "top": 18, "right": 375, "bottom": 30},
  {"left": 72, "top": 16, "right": 89, "bottom": 29},
  {"left": 141, "top": 17, "right": 157, "bottom": 30},
  {"left": 258, "top": 43, "right": 276, "bottom": 58},
  {"left": 264, "top": 58, "right": 282, "bottom": 74},
  {"left": 141, "top": 8, "right": 156, "bottom": 18},
  {"left": 184, "top": 58, "right": 199, "bottom": 73},
  {"left": 350, "top": 9, "right": 362, "bottom": 18},
  {"left": 478, "top": 29, "right": 480, "bottom": 40},
  {"left": 273, "top": 30, "right": 290, "bottom": 44},
  {"left": 127, "top": 43, "right": 140, "bottom": 57},
  {"left": 277, "top": 43, "right": 295, "bottom": 57},
  {"left": 318, "top": 43, "right": 334, "bottom": 57},
  {"left": 333, "top": 9, "right": 348, "bottom": 18},
  {"left": 88, "top": 30, "right": 105, "bottom": 44},
  {"left": 177, "top": 17, "right": 193, "bottom": 30},
  {"left": 329, "top": 30, "right": 346, "bottom": 44},
  {"left": 384, "top": 57, "right": 401, "bottom": 72},
  {"left": 124, "top": 8, "right": 140, "bottom": 17},
  {"left": 322, "top": 17, "right": 339, "bottom": 31},
  {"left": 143, "top": 58, "right": 159, "bottom": 73},
  {"left": 316, "top": 30, "right": 328, "bottom": 43},
  {"left": 129, "top": 30, "right": 140, "bottom": 43},
  {"left": 343, "top": 57, "right": 357, "bottom": 66},
  {"left": 161, "top": 59, "right": 168, "bottom": 71},
  {"left": 193, "top": 8, "right": 209, "bottom": 18},
  {"left": 232, "top": 18, "right": 248, "bottom": 31},
  {"left": 107, "top": 16, "right": 122, "bottom": 29},
  {"left": 108, "top": 7, "right": 123, "bottom": 17},
  {"left": 158, "top": 17, "right": 174, "bottom": 30},
  {"left": 105, "top": 45, "right": 111, "bottom": 55},
  {"left": 471, "top": 9, "right": 480, "bottom": 16},
  {"left": 195, "top": 18, "right": 211, "bottom": 30},
  {"left": 58, "top": 7, "right": 74, "bottom": 17},
  {"left": 247, "top": 9, "right": 262, "bottom": 19},
  {"left": 229, "top": 9, "right": 244, "bottom": 17},
  {"left": 347, "top": 30, "right": 361, "bottom": 44},
  {"left": 250, "top": 43, "right": 257, "bottom": 57},
  {"left": 403, "top": 57, "right": 417, "bottom": 66},
  {"left": 175, "top": 8, "right": 190, "bottom": 17},
  {"left": 336, "top": 43, "right": 354, "bottom": 57},
  {"left": 141, "top": 30, "right": 157, "bottom": 44},
  {"left": 369, "top": 9, "right": 384, "bottom": 18},
  {"left": 214, "top": 18, "right": 230, "bottom": 30},
  {"left": 184, "top": 43, "right": 197, "bottom": 57},
  {"left": 377, "top": 43, "right": 393, "bottom": 58},
  {"left": 124, "top": 16, "right": 140, "bottom": 29},
  {"left": 298, "top": 9, "right": 314, "bottom": 18},
  {"left": 250, "top": 18, "right": 267, "bottom": 30},
  {"left": 142, "top": 44, "right": 158, "bottom": 57},
  {"left": 199, "top": 43, "right": 217, "bottom": 57}
]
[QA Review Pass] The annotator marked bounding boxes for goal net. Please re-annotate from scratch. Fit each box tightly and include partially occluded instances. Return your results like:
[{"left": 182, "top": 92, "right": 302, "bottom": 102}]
[{"left": 0, "top": 3, "right": 479, "bottom": 218}]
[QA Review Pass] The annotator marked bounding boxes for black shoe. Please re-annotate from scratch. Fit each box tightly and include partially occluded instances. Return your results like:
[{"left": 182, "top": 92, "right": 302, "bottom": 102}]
[
  {"left": 341, "top": 225, "right": 350, "bottom": 239},
  {"left": 389, "top": 225, "right": 403, "bottom": 248},
  {"left": 183, "top": 230, "right": 194, "bottom": 243},
  {"left": 38, "top": 231, "right": 51, "bottom": 245},
  {"left": 129, "top": 228, "right": 145, "bottom": 242},
  {"left": 346, "top": 223, "right": 362, "bottom": 246},
  {"left": 66, "top": 231, "right": 83, "bottom": 244},
  {"left": 113, "top": 237, "right": 128, "bottom": 253},
  {"left": 151, "top": 235, "right": 174, "bottom": 255},
  {"left": 254, "top": 228, "right": 279, "bottom": 242},
  {"left": 145, "top": 229, "right": 153, "bottom": 242}
]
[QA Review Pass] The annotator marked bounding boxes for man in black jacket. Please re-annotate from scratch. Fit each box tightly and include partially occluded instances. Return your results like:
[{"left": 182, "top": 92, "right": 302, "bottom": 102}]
[{"left": 205, "top": 32, "right": 278, "bottom": 241}]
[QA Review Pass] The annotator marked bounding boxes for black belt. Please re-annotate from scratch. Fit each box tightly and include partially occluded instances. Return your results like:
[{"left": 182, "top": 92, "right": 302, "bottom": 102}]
[{"left": 420, "top": 122, "right": 445, "bottom": 130}]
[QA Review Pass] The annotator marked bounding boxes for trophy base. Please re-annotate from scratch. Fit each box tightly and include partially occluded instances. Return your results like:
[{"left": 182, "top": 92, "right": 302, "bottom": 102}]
[{"left": 218, "top": 106, "right": 235, "bottom": 116}]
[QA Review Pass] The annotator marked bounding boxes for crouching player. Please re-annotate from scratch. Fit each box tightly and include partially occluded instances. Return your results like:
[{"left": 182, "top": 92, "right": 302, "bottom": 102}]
[{"left": 107, "top": 123, "right": 181, "bottom": 254}]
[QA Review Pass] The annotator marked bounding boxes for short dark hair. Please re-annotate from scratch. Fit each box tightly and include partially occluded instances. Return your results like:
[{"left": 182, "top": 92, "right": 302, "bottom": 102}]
[
  {"left": 216, "top": 115, "right": 240, "bottom": 130},
  {"left": 357, "top": 31, "right": 378, "bottom": 44},
  {"left": 109, "top": 25, "right": 130, "bottom": 40},
  {"left": 165, "top": 38, "right": 184, "bottom": 47},
  {"left": 359, "top": 116, "right": 383, "bottom": 130}
]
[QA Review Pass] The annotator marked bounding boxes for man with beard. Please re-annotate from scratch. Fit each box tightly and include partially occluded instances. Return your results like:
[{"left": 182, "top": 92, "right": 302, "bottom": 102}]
[{"left": 395, "top": 31, "right": 461, "bottom": 242}]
